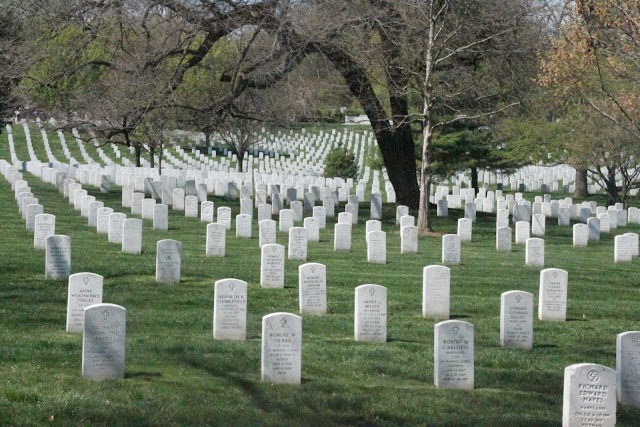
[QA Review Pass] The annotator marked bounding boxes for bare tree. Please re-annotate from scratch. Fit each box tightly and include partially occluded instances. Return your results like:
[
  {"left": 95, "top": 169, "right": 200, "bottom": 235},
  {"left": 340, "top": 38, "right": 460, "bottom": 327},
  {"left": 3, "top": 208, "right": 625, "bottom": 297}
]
[
  {"left": 281, "top": 0, "right": 541, "bottom": 231},
  {"left": 0, "top": 7, "right": 26, "bottom": 128},
  {"left": 18, "top": 1, "right": 287, "bottom": 164}
]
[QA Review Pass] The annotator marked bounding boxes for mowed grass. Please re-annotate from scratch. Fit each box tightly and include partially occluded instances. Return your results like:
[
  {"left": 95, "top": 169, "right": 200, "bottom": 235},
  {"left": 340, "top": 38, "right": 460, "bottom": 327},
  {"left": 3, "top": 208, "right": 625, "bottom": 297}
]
[{"left": 2, "top": 140, "right": 640, "bottom": 425}]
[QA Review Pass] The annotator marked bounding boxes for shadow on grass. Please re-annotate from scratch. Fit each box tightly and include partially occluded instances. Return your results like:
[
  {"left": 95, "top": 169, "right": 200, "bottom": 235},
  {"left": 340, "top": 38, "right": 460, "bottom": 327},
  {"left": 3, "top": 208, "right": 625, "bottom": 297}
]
[
  {"left": 125, "top": 371, "right": 163, "bottom": 379},
  {"left": 566, "top": 317, "right": 588, "bottom": 322},
  {"left": 450, "top": 314, "right": 470, "bottom": 319},
  {"left": 533, "top": 344, "right": 558, "bottom": 349},
  {"left": 387, "top": 337, "right": 426, "bottom": 344}
]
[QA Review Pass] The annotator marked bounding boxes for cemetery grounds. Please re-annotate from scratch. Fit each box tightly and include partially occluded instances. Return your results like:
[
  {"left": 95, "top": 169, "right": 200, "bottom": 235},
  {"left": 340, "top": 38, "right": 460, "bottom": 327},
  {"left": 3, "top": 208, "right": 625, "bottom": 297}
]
[{"left": 1, "top": 123, "right": 640, "bottom": 426}]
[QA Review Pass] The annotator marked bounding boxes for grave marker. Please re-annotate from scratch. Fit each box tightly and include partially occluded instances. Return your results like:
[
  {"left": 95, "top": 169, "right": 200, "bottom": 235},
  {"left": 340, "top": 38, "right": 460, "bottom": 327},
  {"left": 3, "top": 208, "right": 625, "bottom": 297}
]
[
  {"left": 500, "top": 291, "right": 533, "bottom": 349},
  {"left": 82, "top": 303, "right": 126, "bottom": 380},
  {"left": 563, "top": 363, "right": 616, "bottom": 427},
  {"left": 217, "top": 207, "right": 232, "bottom": 230},
  {"left": 288, "top": 227, "right": 308, "bottom": 261},
  {"left": 205, "top": 223, "right": 226, "bottom": 257},
  {"left": 67, "top": 273, "right": 103, "bottom": 333},
  {"left": 367, "top": 230, "right": 386, "bottom": 264},
  {"left": 213, "top": 279, "right": 247, "bottom": 340},
  {"left": 34, "top": 213, "right": 56, "bottom": 249},
  {"left": 45, "top": 235, "right": 71, "bottom": 280},
  {"left": 422, "top": 265, "right": 450, "bottom": 318},
  {"left": 261, "top": 313, "right": 302, "bottom": 384},
  {"left": 525, "top": 238, "right": 545, "bottom": 267},
  {"left": 122, "top": 218, "right": 142, "bottom": 254},
  {"left": 334, "top": 223, "right": 352, "bottom": 251},
  {"left": 153, "top": 204, "right": 169, "bottom": 231},
  {"left": 354, "top": 284, "right": 387, "bottom": 342},
  {"left": 299, "top": 263, "right": 327, "bottom": 315},
  {"left": 441, "top": 234, "right": 461, "bottom": 265},
  {"left": 434, "top": 320, "right": 474, "bottom": 390},
  {"left": 615, "top": 234, "right": 633, "bottom": 263},
  {"left": 617, "top": 331, "right": 640, "bottom": 408},
  {"left": 108, "top": 213, "right": 126, "bottom": 244},
  {"left": 156, "top": 239, "right": 182, "bottom": 284},
  {"left": 261, "top": 244, "right": 285, "bottom": 288},
  {"left": 538, "top": 268, "right": 568, "bottom": 321}
]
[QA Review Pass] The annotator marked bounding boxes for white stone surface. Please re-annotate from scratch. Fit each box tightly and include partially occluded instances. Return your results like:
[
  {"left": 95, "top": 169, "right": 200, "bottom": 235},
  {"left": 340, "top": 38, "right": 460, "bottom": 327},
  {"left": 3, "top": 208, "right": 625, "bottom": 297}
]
[
  {"left": 563, "top": 363, "right": 616, "bottom": 427},
  {"left": 82, "top": 303, "right": 126, "bottom": 380},
  {"left": 213, "top": 278, "right": 247, "bottom": 340},
  {"left": 500, "top": 290, "right": 533, "bottom": 349},
  {"left": 538, "top": 268, "right": 568, "bottom": 321},
  {"left": 261, "top": 312, "right": 302, "bottom": 384},
  {"left": 354, "top": 284, "right": 387, "bottom": 342},
  {"left": 434, "top": 320, "right": 474, "bottom": 390},
  {"left": 66, "top": 272, "right": 103, "bottom": 333},
  {"left": 422, "top": 265, "right": 450, "bottom": 318}
]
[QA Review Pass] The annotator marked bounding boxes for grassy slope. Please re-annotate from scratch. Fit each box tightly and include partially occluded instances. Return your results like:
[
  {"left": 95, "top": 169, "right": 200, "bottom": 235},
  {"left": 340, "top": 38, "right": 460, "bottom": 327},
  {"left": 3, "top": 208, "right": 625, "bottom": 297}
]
[{"left": 1, "top": 128, "right": 640, "bottom": 426}]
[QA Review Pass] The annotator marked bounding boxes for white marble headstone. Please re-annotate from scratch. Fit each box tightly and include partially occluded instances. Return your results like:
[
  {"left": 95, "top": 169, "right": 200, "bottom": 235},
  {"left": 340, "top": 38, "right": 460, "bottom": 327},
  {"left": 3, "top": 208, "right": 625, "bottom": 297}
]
[
  {"left": 122, "top": 218, "right": 142, "bottom": 254},
  {"left": 525, "top": 238, "right": 545, "bottom": 267},
  {"left": 155, "top": 239, "right": 182, "bottom": 284},
  {"left": 213, "top": 278, "right": 247, "bottom": 340},
  {"left": 260, "top": 244, "right": 285, "bottom": 288},
  {"left": 299, "top": 263, "right": 327, "bottom": 315},
  {"left": 45, "top": 235, "right": 71, "bottom": 280},
  {"left": 354, "top": 284, "right": 387, "bottom": 342},
  {"left": 367, "top": 230, "right": 386, "bottom": 264},
  {"left": 82, "top": 303, "right": 126, "bottom": 380},
  {"left": 434, "top": 320, "right": 474, "bottom": 390},
  {"left": 67, "top": 272, "right": 103, "bottom": 333},
  {"left": 617, "top": 331, "right": 640, "bottom": 408},
  {"left": 538, "top": 268, "right": 568, "bottom": 321},
  {"left": 34, "top": 213, "right": 56, "bottom": 249},
  {"left": 206, "top": 223, "right": 226, "bottom": 257},
  {"left": 441, "top": 234, "right": 461, "bottom": 265},
  {"left": 261, "top": 312, "right": 302, "bottom": 384},
  {"left": 288, "top": 227, "right": 308, "bottom": 261},
  {"left": 422, "top": 265, "right": 450, "bottom": 318},
  {"left": 563, "top": 363, "right": 616, "bottom": 427},
  {"left": 500, "top": 290, "right": 533, "bottom": 349}
]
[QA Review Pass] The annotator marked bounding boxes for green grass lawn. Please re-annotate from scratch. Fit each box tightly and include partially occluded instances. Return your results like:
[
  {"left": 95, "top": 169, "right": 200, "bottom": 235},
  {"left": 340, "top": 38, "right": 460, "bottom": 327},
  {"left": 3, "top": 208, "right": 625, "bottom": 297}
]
[{"left": 2, "top": 133, "right": 640, "bottom": 426}]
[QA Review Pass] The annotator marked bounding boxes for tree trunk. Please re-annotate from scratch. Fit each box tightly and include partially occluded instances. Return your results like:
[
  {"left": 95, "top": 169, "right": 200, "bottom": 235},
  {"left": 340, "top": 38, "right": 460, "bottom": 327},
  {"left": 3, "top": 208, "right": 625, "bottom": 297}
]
[
  {"left": 417, "top": 11, "right": 436, "bottom": 234},
  {"left": 606, "top": 169, "right": 618, "bottom": 205},
  {"left": 417, "top": 121, "right": 433, "bottom": 233},
  {"left": 471, "top": 166, "right": 479, "bottom": 192},
  {"left": 149, "top": 145, "right": 155, "bottom": 168},
  {"left": 320, "top": 43, "right": 419, "bottom": 208},
  {"left": 573, "top": 168, "right": 588, "bottom": 198},
  {"left": 135, "top": 145, "right": 142, "bottom": 167},
  {"left": 237, "top": 151, "right": 244, "bottom": 172},
  {"left": 375, "top": 128, "right": 419, "bottom": 208},
  {"left": 158, "top": 146, "right": 163, "bottom": 176}
]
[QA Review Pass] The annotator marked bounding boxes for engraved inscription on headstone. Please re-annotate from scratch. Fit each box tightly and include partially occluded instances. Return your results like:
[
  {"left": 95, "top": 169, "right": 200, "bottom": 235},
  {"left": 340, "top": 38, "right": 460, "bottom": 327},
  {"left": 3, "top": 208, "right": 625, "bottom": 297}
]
[
  {"left": 563, "top": 363, "right": 616, "bottom": 427},
  {"left": 261, "top": 312, "right": 302, "bottom": 384},
  {"left": 213, "top": 279, "right": 247, "bottom": 340},
  {"left": 155, "top": 239, "right": 182, "bottom": 284},
  {"left": 500, "top": 290, "right": 533, "bottom": 349},
  {"left": 354, "top": 284, "right": 387, "bottom": 342},
  {"left": 423, "top": 265, "right": 450, "bottom": 318},
  {"left": 261, "top": 244, "right": 285, "bottom": 288},
  {"left": 538, "top": 268, "right": 568, "bottom": 321},
  {"left": 82, "top": 303, "right": 126, "bottom": 380},
  {"left": 434, "top": 320, "right": 474, "bottom": 390},
  {"left": 299, "top": 263, "right": 327, "bottom": 315},
  {"left": 67, "top": 273, "right": 103, "bottom": 333},
  {"left": 206, "top": 223, "right": 226, "bottom": 257},
  {"left": 45, "top": 235, "right": 71, "bottom": 280}
]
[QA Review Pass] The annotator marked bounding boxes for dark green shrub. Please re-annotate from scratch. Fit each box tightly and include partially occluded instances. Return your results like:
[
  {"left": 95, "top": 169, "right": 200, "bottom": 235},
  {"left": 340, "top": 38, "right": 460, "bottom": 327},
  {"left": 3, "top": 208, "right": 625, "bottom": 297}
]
[{"left": 324, "top": 145, "right": 358, "bottom": 180}]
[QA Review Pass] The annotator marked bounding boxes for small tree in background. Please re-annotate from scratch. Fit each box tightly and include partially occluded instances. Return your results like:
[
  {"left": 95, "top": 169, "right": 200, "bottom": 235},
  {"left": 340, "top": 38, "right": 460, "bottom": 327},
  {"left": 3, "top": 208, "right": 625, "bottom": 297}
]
[{"left": 324, "top": 145, "right": 358, "bottom": 180}]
